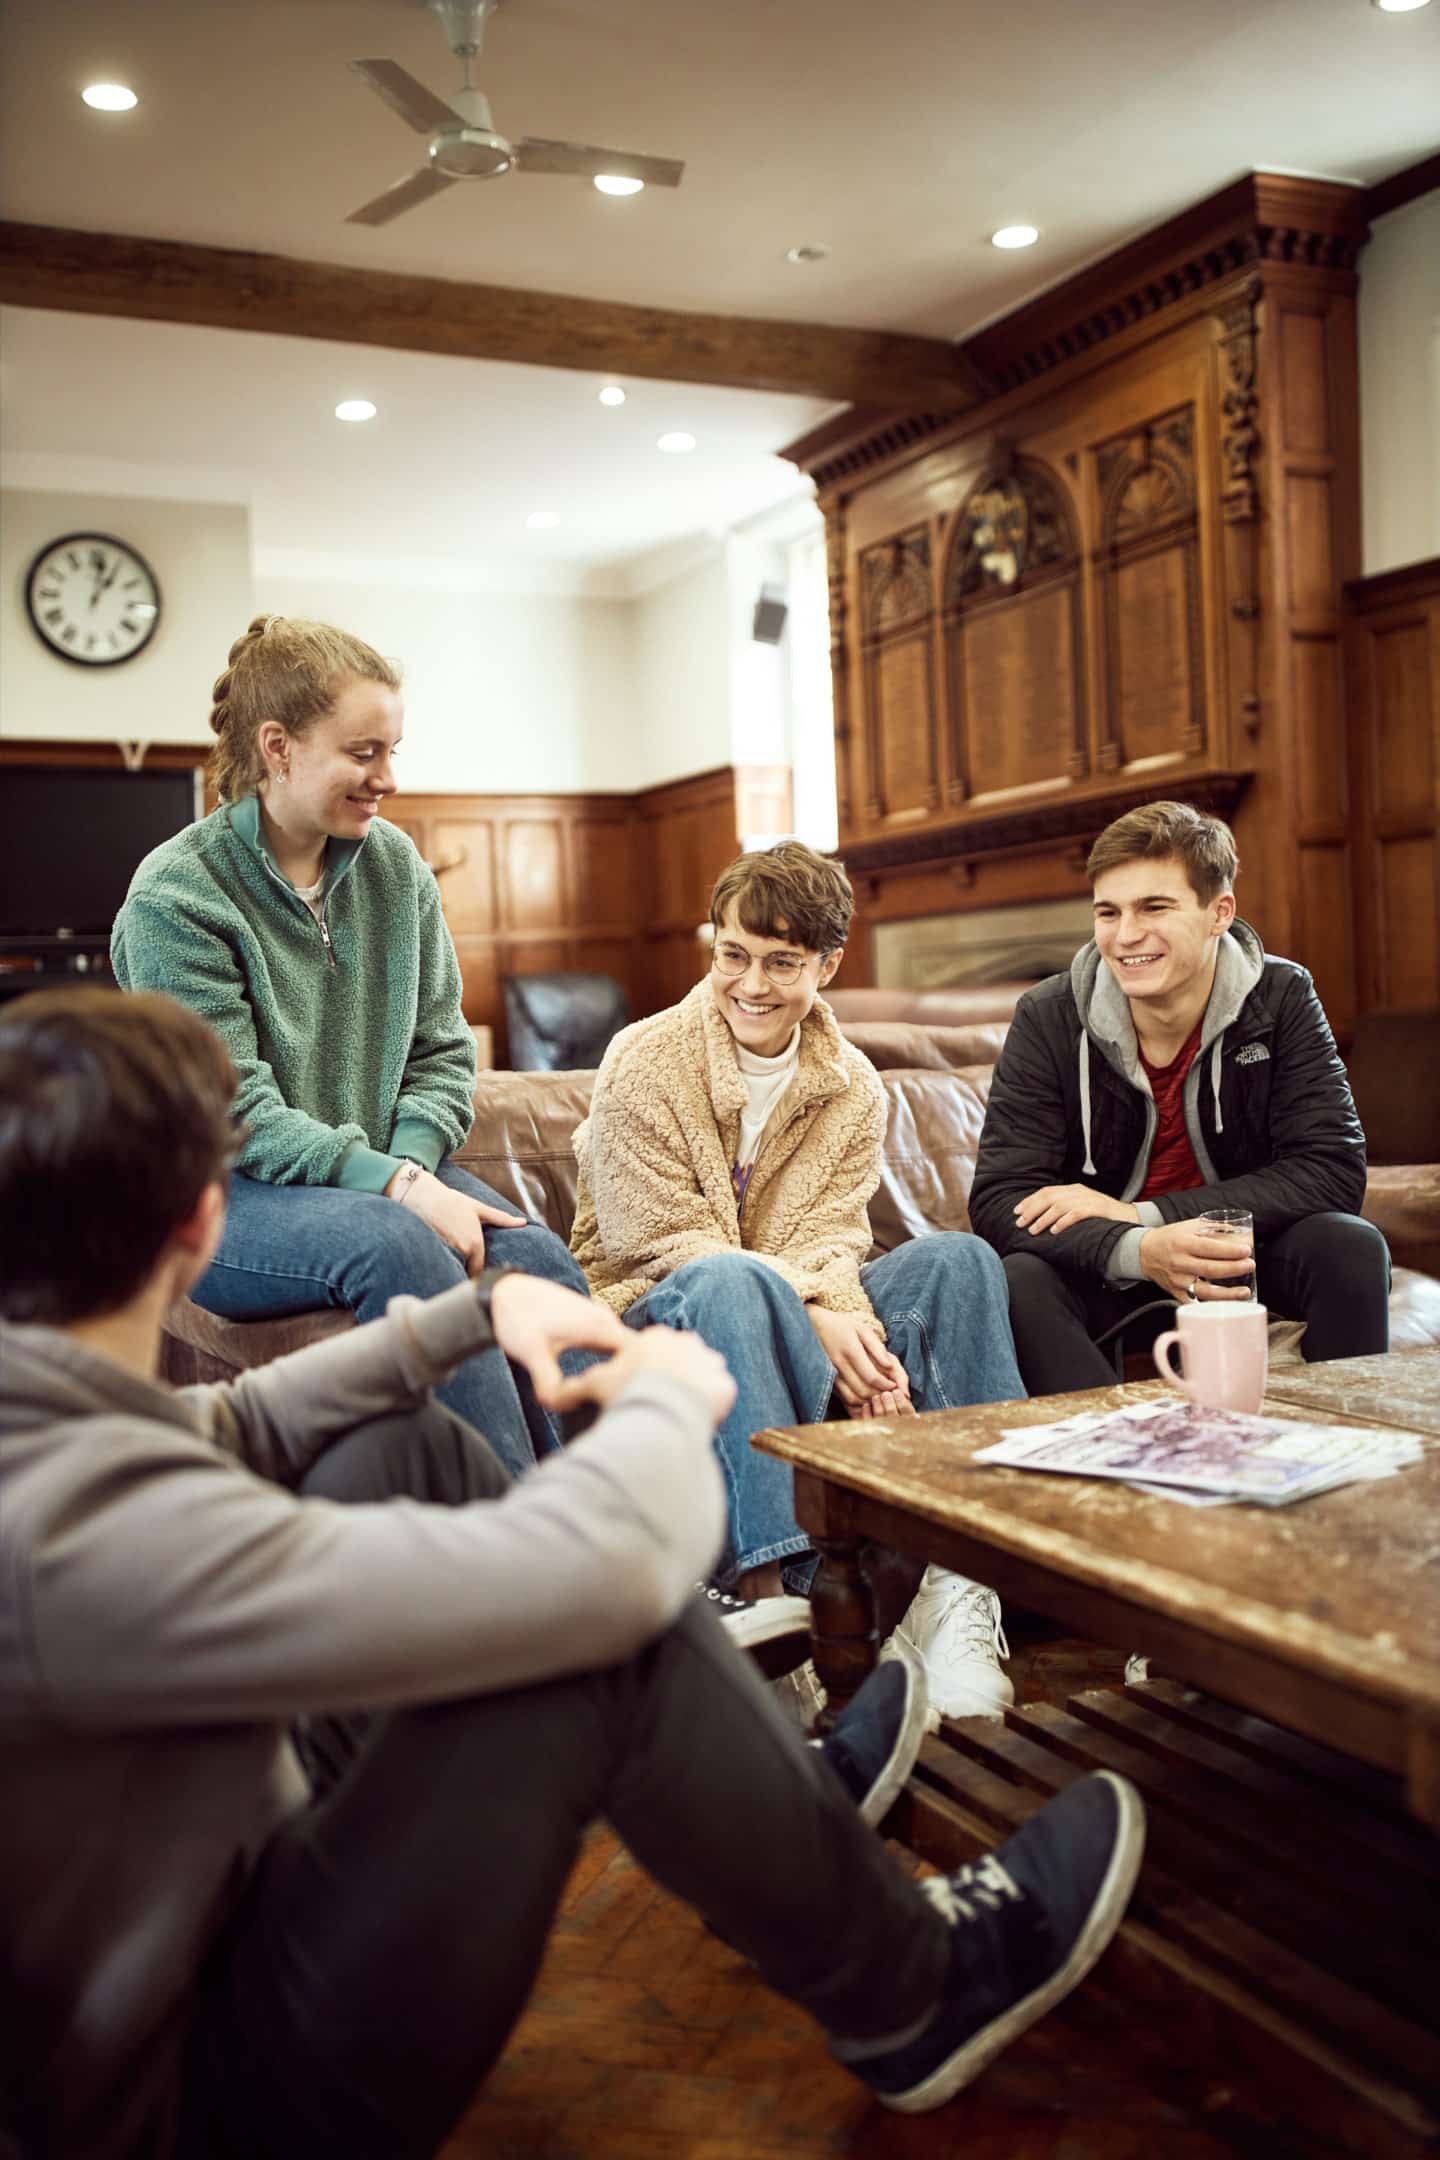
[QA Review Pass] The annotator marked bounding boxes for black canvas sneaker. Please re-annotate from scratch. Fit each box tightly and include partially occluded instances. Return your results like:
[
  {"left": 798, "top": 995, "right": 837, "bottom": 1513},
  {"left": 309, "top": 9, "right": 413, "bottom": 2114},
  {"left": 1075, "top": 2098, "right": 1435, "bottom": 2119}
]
[
  {"left": 695, "top": 1578, "right": 811, "bottom": 1651},
  {"left": 838, "top": 1770, "right": 1145, "bottom": 2112}
]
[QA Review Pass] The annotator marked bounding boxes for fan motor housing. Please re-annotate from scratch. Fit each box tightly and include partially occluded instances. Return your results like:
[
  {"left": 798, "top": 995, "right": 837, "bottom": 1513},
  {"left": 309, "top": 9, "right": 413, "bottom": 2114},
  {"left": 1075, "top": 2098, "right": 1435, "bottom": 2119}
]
[{"left": 429, "top": 125, "right": 513, "bottom": 178}]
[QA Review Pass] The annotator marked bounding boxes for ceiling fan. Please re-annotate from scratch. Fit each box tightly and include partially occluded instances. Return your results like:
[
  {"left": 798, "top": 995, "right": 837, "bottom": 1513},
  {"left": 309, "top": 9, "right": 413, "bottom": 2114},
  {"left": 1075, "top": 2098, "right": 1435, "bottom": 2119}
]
[{"left": 345, "top": 0, "right": 684, "bottom": 226}]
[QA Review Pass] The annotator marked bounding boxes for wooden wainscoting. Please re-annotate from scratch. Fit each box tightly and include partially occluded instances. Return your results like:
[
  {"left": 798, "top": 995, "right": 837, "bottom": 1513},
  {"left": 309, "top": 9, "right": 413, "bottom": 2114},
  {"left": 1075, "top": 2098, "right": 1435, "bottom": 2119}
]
[
  {"left": 1344, "top": 557, "right": 1440, "bottom": 1015},
  {"left": 382, "top": 792, "right": 636, "bottom": 1067},
  {"left": 386, "top": 766, "right": 789, "bottom": 1062}
]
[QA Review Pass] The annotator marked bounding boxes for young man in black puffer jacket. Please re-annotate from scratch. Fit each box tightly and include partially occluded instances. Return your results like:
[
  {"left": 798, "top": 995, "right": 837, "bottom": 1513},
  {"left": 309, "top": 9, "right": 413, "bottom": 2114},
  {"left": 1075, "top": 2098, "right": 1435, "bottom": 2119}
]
[{"left": 970, "top": 801, "right": 1390, "bottom": 1395}]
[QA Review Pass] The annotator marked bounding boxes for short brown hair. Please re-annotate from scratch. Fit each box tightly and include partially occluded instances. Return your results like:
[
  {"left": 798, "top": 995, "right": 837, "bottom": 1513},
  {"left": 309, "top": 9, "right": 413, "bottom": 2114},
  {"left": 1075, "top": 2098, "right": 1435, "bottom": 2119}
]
[
  {"left": 1086, "top": 801, "right": 1238, "bottom": 905},
  {"left": 0, "top": 988, "right": 239, "bottom": 1324},
  {"left": 208, "top": 614, "right": 401, "bottom": 803},
  {"left": 709, "top": 841, "right": 854, "bottom": 954}
]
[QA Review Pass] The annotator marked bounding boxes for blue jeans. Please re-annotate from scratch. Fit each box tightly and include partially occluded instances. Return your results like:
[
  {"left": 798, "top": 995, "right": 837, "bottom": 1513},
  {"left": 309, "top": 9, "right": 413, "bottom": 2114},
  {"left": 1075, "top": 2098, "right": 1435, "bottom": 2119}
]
[
  {"left": 193, "top": 1164, "right": 588, "bottom": 1478},
  {"left": 625, "top": 1236, "right": 1025, "bottom": 1581}
]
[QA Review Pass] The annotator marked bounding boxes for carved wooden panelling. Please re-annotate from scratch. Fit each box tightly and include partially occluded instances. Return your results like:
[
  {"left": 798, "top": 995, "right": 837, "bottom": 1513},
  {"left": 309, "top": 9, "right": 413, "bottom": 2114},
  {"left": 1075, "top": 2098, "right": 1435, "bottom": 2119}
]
[
  {"left": 947, "top": 460, "right": 1077, "bottom": 600},
  {"left": 1293, "top": 642, "right": 1347, "bottom": 830},
  {"left": 1095, "top": 407, "right": 1204, "bottom": 768},
  {"left": 943, "top": 457, "right": 1085, "bottom": 801},
  {"left": 961, "top": 584, "right": 1080, "bottom": 800},
  {"left": 859, "top": 528, "right": 937, "bottom": 823}
]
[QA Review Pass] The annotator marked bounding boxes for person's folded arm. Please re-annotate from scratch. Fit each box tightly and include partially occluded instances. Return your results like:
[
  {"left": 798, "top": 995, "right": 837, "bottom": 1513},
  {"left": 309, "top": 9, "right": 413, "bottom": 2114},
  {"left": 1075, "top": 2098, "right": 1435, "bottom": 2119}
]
[
  {"left": 29, "top": 1371, "right": 727, "bottom": 1729},
  {"left": 747, "top": 1089, "right": 888, "bottom": 1330},
  {"left": 969, "top": 1002, "right": 1130, "bottom": 1280}
]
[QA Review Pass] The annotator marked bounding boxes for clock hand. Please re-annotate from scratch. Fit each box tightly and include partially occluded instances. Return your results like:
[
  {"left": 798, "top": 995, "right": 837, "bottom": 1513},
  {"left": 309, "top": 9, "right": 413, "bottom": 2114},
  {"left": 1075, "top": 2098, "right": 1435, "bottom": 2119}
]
[{"left": 89, "top": 561, "right": 120, "bottom": 609}]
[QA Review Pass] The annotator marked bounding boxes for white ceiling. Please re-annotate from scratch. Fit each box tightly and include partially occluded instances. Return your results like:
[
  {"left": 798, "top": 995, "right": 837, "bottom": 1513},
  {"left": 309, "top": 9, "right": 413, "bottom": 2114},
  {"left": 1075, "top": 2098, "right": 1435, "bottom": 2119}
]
[{"left": 1, "top": 0, "right": 1436, "bottom": 582}]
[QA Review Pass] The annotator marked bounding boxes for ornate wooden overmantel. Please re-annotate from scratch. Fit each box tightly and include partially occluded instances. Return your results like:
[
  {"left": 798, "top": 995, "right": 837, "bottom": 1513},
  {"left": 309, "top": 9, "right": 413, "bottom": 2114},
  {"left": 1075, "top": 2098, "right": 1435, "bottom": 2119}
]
[{"left": 783, "top": 171, "right": 1375, "bottom": 1035}]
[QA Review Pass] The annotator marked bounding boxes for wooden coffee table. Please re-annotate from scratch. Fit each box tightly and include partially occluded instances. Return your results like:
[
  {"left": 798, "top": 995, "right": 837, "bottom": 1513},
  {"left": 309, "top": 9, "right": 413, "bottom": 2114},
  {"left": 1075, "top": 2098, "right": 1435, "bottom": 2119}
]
[
  {"left": 756, "top": 1345, "right": 1440, "bottom": 1820},
  {"left": 755, "top": 1346, "right": 1440, "bottom": 2155}
]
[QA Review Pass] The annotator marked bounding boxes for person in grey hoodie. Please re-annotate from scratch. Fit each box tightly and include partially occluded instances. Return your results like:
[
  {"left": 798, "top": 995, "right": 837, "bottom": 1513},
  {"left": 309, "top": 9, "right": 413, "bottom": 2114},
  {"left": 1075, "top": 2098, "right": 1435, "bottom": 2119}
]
[
  {"left": 970, "top": 800, "right": 1389, "bottom": 1395},
  {"left": 0, "top": 985, "right": 1145, "bottom": 2159}
]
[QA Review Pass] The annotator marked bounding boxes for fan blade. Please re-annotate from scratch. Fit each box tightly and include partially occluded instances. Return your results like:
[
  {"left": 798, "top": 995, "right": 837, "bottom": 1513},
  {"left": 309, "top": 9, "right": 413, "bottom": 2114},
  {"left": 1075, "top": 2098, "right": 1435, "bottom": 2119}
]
[
  {"left": 513, "top": 138, "right": 684, "bottom": 188},
  {"left": 348, "top": 59, "right": 460, "bottom": 135},
  {"left": 346, "top": 165, "right": 458, "bottom": 227}
]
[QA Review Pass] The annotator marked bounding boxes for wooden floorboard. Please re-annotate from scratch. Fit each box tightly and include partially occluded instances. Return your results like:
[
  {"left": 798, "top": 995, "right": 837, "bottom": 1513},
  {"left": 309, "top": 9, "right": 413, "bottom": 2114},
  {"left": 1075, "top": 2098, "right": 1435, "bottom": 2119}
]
[{"left": 439, "top": 1625, "right": 1299, "bottom": 2160}]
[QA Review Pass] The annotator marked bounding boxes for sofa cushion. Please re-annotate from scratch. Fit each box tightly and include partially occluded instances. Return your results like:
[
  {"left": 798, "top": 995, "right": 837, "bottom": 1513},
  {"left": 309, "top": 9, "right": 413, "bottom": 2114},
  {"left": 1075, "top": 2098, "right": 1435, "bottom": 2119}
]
[
  {"left": 836, "top": 1019, "right": 1012, "bottom": 1072},
  {"left": 1362, "top": 1164, "right": 1440, "bottom": 1278}
]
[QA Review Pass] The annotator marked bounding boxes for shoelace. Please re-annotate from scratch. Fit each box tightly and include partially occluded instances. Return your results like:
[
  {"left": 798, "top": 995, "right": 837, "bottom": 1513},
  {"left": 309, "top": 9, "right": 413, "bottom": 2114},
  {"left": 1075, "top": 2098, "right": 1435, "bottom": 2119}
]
[
  {"left": 922, "top": 1579, "right": 1011, "bottom": 1663},
  {"left": 920, "top": 1853, "right": 1024, "bottom": 1926}
]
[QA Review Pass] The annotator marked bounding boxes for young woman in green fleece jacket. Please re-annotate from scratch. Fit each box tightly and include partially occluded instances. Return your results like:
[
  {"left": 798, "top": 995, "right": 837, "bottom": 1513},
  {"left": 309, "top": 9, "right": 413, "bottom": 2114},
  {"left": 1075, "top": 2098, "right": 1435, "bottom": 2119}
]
[{"left": 111, "top": 613, "right": 588, "bottom": 1475}]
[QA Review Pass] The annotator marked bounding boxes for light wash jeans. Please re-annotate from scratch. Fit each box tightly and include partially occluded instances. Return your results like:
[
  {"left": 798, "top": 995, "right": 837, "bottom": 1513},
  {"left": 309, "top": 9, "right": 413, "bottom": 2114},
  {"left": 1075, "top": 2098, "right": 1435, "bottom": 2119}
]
[
  {"left": 624, "top": 1235, "right": 1025, "bottom": 1582},
  {"left": 192, "top": 1164, "right": 589, "bottom": 1478}
]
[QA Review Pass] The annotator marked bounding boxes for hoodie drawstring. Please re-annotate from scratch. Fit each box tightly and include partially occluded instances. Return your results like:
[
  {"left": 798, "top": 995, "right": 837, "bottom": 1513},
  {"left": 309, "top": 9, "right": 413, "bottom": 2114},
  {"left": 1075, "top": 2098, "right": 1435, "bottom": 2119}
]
[
  {"left": 1079, "top": 1035, "right": 1096, "bottom": 1175},
  {"left": 1210, "top": 1033, "right": 1225, "bottom": 1136}
]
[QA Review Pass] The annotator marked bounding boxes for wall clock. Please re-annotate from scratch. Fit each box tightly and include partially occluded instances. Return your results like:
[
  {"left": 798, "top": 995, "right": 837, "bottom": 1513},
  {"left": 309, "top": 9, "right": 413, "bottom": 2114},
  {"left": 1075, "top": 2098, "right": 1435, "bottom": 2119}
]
[{"left": 24, "top": 532, "right": 162, "bottom": 667}]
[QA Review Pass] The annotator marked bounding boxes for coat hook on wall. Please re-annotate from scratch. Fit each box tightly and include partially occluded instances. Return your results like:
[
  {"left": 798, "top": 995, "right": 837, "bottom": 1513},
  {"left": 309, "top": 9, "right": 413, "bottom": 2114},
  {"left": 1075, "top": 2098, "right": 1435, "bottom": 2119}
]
[{"left": 117, "top": 739, "right": 149, "bottom": 773}]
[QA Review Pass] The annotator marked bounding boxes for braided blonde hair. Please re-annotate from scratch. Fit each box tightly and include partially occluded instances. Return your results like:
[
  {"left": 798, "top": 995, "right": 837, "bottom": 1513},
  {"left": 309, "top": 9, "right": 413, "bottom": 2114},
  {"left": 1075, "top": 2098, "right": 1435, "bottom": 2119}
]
[{"left": 207, "top": 615, "right": 402, "bottom": 803}]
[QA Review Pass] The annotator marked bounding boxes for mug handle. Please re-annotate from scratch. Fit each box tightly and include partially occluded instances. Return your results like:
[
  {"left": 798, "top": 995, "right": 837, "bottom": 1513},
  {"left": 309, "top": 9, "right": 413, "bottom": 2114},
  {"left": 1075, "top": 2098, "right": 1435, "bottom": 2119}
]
[{"left": 1153, "top": 1329, "right": 1191, "bottom": 1395}]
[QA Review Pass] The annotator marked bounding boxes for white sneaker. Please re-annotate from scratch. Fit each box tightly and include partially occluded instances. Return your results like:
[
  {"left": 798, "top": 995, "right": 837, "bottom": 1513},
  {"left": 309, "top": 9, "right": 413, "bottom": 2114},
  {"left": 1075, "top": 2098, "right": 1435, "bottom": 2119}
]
[{"left": 896, "top": 1565, "right": 1014, "bottom": 1720}]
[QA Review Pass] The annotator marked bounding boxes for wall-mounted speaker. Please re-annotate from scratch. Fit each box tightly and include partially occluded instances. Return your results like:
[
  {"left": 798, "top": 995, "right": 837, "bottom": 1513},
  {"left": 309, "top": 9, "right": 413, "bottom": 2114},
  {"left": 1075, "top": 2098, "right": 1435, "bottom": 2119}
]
[{"left": 752, "top": 583, "right": 789, "bottom": 645}]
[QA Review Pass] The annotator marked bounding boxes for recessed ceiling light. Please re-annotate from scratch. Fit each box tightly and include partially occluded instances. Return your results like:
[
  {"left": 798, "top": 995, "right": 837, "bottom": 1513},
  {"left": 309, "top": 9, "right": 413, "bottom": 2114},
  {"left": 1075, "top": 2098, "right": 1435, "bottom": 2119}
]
[
  {"left": 526, "top": 511, "right": 561, "bottom": 529},
  {"left": 594, "top": 174, "right": 644, "bottom": 196},
  {"left": 1372, "top": 0, "right": 1431, "bottom": 11},
  {"left": 657, "top": 431, "right": 696, "bottom": 454},
  {"left": 598, "top": 384, "right": 627, "bottom": 406},
  {"left": 335, "top": 399, "right": 377, "bottom": 423},
  {"left": 991, "top": 224, "right": 1040, "bottom": 250},
  {"left": 82, "top": 82, "right": 138, "bottom": 111},
  {"left": 785, "top": 244, "right": 829, "bottom": 265}
]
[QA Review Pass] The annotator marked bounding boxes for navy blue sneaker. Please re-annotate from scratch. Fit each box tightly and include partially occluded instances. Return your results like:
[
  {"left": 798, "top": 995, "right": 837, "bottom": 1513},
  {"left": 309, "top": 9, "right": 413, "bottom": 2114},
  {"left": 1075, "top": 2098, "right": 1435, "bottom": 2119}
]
[
  {"left": 841, "top": 1770, "right": 1145, "bottom": 2112},
  {"left": 814, "top": 1640, "right": 932, "bottom": 1828}
]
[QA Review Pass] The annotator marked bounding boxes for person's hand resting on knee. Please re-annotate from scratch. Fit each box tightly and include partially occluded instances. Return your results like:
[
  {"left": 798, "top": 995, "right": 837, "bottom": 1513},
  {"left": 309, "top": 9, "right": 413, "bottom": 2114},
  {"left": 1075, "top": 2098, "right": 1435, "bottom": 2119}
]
[
  {"left": 387, "top": 1162, "right": 527, "bottom": 1275},
  {"left": 807, "top": 1306, "right": 914, "bottom": 1421},
  {"left": 530, "top": 1299, "right": 738, "bottom": 1429}
]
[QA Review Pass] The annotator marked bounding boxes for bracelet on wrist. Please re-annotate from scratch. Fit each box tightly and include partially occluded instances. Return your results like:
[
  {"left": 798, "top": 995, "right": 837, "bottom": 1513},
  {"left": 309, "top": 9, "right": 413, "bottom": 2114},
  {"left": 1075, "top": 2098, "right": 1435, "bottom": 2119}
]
[{"left": 391, "top": 1160, "right": 423, "bottom": 1207}]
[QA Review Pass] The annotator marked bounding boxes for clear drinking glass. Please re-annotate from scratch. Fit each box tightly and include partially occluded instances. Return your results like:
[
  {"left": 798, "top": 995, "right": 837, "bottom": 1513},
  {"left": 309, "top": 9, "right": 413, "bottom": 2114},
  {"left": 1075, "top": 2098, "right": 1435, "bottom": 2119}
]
[{"left": 1194, "top": 1206, "right": 1256, "bottom": 1298}]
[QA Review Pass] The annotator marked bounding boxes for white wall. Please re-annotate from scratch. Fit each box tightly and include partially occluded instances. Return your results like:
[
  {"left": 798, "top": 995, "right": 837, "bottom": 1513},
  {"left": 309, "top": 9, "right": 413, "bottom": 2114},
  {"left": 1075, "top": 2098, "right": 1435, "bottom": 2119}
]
[
  {"left": 251, "top": 569, "right": 636, "bottom": 796},
  {"left": 0, "top": 489, "right": 252, "bottom": 745},
  {"left": 1, "top": 482, "right": 824, "bottom": 806},
  {"left": 1359, "top": 188, "right": 1440, "bottom": 578},
  {"left": 625, "top": 543, "right": 733, "bottom": 790}
]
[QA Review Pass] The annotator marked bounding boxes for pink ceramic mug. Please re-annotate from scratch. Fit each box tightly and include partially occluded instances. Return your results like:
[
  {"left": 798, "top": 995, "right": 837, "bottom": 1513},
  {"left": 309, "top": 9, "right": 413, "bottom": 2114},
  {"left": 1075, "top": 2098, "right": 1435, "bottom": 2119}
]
[{"left": 1152, "top": 1301, "right": 1269, "bottom": 1414}]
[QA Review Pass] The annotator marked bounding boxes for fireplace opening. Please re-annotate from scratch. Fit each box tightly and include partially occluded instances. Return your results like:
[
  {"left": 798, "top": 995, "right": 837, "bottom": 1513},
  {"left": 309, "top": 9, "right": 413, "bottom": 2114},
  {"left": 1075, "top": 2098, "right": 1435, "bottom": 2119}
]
[{"left": 871, "top": 896, "right": 1095, "bottom": 990}]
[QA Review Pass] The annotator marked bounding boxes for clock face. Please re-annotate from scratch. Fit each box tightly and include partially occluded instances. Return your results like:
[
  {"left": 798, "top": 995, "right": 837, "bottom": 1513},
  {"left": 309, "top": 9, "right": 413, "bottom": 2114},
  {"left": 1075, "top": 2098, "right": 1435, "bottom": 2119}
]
[{"left": 25, "top": 533, "right": 162, "bottom": 667}]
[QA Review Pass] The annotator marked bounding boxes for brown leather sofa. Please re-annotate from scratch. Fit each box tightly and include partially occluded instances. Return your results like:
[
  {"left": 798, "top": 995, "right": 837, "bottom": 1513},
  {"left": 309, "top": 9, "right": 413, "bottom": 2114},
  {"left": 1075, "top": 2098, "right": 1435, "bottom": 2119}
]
[{"left": 160, "top": 1009, "right": 1440, "bottom": 1384}]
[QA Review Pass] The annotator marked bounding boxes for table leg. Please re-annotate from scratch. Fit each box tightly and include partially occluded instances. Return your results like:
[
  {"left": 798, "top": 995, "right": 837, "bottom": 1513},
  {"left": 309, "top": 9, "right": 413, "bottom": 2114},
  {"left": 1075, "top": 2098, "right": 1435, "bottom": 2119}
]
[{"left": 810, "top": 1531, "right": 881, "bottom": 1730}]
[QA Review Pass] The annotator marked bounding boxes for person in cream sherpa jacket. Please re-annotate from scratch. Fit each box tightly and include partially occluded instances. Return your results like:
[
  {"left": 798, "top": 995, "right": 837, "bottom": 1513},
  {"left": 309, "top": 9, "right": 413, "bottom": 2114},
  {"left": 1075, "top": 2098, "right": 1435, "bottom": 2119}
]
[
  {"left": 112, "top": 613, "right": 587, "bottom": 1478},
  {"left": 572, "top": 842, "right": 1029, "bottom": 1717}
]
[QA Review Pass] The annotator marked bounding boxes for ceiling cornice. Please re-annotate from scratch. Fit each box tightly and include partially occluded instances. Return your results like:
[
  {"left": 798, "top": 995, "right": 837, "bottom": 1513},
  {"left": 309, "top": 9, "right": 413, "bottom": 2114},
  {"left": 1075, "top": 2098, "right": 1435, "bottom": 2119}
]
[
  {"left": 0, "top": 219, "right": 990, "bottom": 413},
  {"left": 783, "top": 172, "right": 1372, "bottom": 490}
]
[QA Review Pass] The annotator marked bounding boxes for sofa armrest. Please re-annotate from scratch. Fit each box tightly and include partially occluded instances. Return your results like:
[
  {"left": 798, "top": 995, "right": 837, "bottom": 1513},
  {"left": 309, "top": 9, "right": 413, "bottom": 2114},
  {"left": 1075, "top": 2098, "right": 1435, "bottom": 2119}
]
[
  {"left": 454, "top": 1069, "right": 596, "bottom": 1243},
  {"left": 1362, "top": 1164, "right": 1440, "bottom": 1278}
]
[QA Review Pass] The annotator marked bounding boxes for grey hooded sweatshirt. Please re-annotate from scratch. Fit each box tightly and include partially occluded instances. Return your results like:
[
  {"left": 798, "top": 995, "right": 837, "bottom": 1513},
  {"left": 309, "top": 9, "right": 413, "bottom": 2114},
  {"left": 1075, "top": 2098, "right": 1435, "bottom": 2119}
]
[{"left": 0, "top": 1282, "right": 725, "bottom": 2159}]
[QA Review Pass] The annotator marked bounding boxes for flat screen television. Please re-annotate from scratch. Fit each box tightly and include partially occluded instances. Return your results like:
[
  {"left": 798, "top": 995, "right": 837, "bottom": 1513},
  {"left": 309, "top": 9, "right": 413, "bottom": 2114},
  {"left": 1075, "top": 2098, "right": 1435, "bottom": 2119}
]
[{"left": 0, "top": 765, "right": 200, "bottom": 938}]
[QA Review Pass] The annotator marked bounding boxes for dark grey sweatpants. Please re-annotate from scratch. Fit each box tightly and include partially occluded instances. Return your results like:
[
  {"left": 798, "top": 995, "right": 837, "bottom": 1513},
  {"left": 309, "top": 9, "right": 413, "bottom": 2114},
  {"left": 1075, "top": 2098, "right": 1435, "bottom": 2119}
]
[{"left": 175, "top": 1405, "right": 949, "bottom": 2160}]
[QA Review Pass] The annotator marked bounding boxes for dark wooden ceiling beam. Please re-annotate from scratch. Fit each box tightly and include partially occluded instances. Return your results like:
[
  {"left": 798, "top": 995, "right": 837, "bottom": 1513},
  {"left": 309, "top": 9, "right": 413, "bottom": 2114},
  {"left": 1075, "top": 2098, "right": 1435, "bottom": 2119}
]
[{"left": 0, "top": 220, "right": 988, "bottom": 413}]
